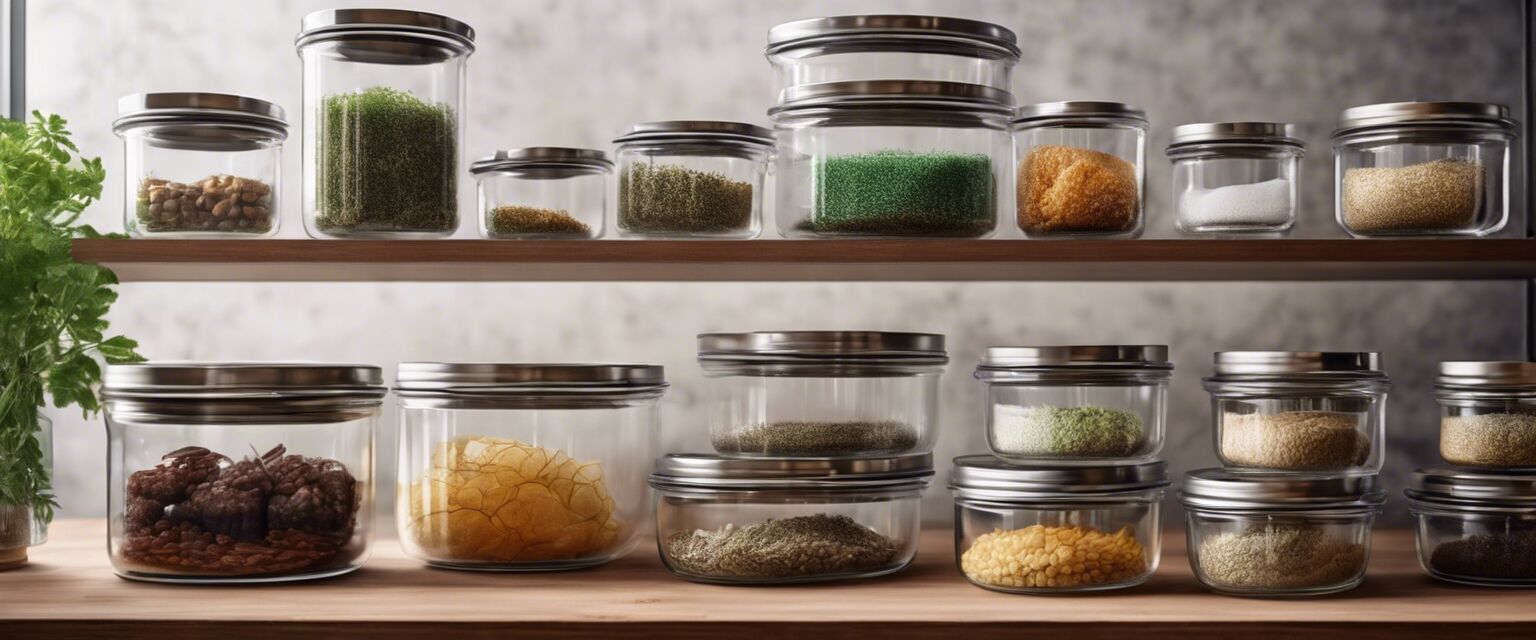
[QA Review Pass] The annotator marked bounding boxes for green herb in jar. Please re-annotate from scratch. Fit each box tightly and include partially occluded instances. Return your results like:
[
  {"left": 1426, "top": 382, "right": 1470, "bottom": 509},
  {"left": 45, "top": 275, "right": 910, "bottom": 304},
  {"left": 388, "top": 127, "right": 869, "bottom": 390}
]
[
  {"left": 487, "top": 205, "right": 591, "bottom": 236},
  {"left": 617, "top": 163, "right": 753, "bottom": 234},
  {"left": 810, "top": 151, "right": 994, "bottom": 236},
  {"left": 991, "top": 405, "right": 1144, "bottom": 457},
  {"left": 317, "top": 87, "right": 457, "bottom": 234},
  {"left": 663, "top": 514, "right": 897, "bottom": 580}
]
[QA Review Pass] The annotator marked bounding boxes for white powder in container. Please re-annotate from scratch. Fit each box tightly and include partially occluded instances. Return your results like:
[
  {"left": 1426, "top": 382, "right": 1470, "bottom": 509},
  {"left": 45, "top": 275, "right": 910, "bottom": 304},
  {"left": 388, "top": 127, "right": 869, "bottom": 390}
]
[{"left": 1178, "top": 178, "right": 1293, "bottom": 229}]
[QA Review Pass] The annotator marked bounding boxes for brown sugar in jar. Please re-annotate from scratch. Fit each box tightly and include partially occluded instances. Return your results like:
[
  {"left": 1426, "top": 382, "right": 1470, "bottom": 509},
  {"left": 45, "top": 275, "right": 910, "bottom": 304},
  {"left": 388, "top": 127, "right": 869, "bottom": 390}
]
[{"left": 1017, "top": 145, "right": 1140, "bottom": 234}]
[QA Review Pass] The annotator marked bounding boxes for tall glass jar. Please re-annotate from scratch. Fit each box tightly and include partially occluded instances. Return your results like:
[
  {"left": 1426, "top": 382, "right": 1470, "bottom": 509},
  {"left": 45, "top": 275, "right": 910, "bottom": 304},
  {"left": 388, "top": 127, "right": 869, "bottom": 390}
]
[
  {"left": 1166, "top": 122, "right": 1304, "bottom": 235},
  {"left": 613, "top": 121, "right": 772, "bottom": 238},
  {"left": 1407, "top": 466, "right": 1536, "bottom": 587},
  {"left": 1013, "top": 101, "right": 1148, "bottom": 238},
  {"left": 470, "top": 148, "right": 611, "bottom": 239},
  {"left": 0, "top": 415, "right": 50, "bottom": 570},
  {"left": 1436, "top": 361, "right": 1536, "bottom": 468},
  {"left": 296, "top": 9, "right": 473, "bottom": 238}
]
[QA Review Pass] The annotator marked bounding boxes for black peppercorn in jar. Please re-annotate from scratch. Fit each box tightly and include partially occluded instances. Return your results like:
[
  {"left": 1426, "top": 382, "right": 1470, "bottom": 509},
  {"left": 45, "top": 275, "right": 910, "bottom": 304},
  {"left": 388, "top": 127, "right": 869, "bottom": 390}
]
[
  {"left": 1407, "top": 467, "right": 1536, "bottom": 587},
  {"left": 613, "top": 121, "right": 773, "bottom": 238}
]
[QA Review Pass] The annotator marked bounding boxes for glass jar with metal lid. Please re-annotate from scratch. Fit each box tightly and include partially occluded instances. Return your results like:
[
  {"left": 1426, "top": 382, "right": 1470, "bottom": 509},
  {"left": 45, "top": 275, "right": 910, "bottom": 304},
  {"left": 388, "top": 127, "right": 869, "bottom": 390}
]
[
  {"left": 950, "top": 457, "right": 1167, "bottom": 593},
  {"left": 1181, "top": 469, "right": 1385, "bottom": 596},
  {"left": 112, "top": 93, "right": 287, "bottom": 237},
  {"left": 698, "top": 331, "right": 946, "bottom": 457},
  {"left": 296, "top": 9, "right": 474, "bottom": 238},
  {"left": 470, "top": 148, "right": 611, "bottom": 239},
  {"left": 1406, "top": 466, "right": 1536, "bottom": 586},
  {"left": 769, "top": 80, "right": 1012, "bottom": 238},
  {"left": 101, "top": 362, "right": 385, "bottom": 583},
  {"left": 1332, "top": 101, "right": 1517, "bottom": 237},
  {"left": 394, "top": 363, "right": 666, "bottom": 571},
  {"left": 975, "top": 346, "right": 1171, "bottom": 464},
  {"left": 1014, "top": 101, "right": 1148, "bottom": 238},
  {"left": 1203, "top": 352, "right": 1389, "bottom": 473},
  {"left": 1166, "top": 122, "right": 1305, "bottom": 235},
  {"left": 650, "top": 453, "right": 932, "bottom": 585},
  {"left": 1435, "top": 361, "right": 1536, "bottom": 468},
  {"left": 613, "top": 121, "right": 772, "bottom": 238}
]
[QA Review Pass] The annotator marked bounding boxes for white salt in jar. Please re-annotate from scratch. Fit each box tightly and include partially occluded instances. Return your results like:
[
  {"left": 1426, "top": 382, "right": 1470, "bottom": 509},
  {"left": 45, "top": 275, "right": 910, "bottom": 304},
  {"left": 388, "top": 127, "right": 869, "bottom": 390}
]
[{"left": 1166, "top": 123, "right": 1304, "bottom": 234}]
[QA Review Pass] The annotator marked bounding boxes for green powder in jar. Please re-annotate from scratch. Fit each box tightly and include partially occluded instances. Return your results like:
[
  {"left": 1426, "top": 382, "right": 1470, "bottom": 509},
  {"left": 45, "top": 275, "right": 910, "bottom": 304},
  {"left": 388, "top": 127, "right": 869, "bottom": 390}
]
[
  {"left": 617, "top": 163, "right": 753, "bottom": 234},
  {"left": 809, "top": 151, "right": 994, "bottom": 236},
  {"left": 990, "top": 405, "right": 1145, "bottom": 457},
  {"left": 316, "top": 87, "right": 458, "bottom": 234},
  {"left": 663, "top": 514, "right": 898, "bottom": 580},
  {"left": 712, "top": 421, "right": 919, "bottom": 456},
  {"left": 1440, "top": 413, "right": 1536, "bottom": 467}
]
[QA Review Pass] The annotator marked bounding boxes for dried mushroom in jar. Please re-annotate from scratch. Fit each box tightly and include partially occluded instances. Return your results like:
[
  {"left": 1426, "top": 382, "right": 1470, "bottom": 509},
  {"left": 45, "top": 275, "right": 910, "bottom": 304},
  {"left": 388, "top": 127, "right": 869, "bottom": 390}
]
[{"left": 136, "top": 174, "right": 274, "bottom": 233}]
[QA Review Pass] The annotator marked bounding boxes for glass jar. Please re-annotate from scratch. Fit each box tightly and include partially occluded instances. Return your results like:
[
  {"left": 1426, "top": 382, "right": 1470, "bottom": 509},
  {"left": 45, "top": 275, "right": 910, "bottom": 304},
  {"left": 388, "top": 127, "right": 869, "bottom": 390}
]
[
  {"left": 101, "top": 363, "right": 385, "bottom": 584},
  {"left": 395, "top": 363, "right": 666, "bottom": 571},
  {"left": 1166, "top": 122, "right": 1304, "bottom": 235},
  {"left": 650, "top": 453, "right": 932, "bottom": 585},
  {"left": 951, "top": 457, "right": 1167, "bottom": 593},
  {"left": 770, "top": 81, "right": 1012, "bottom": 238},
  {"left": 1181, "top": 469, "right": 1385, "bottom": 597},
  {"left": 1013, "top": 101, "right": 1148, "bottom": 238},
  {"left": 296, "top": 9, "right": 473, "bottom": 238},
  {"left": 470, "top": 148, "right": 610, "bottom": 239},
  {"left": 698, "top": 331, "right": 946, "bottom": 457},
  {"left": 613, "top": 121, "right": 772, "bottom": 238},
  {"left": 1406, "top": 466, "right": 1536, "bottom": 587},
  {"left": 1436, "top": 361, "right": 1536, "bottom": 468},
  {"left": 0, "top": 415, "right": 50, "bottom": 570},
  {"left": 975, "top": 346, "right": 1170, "bottom": 464},
  {"left": 1204, "top": 352, "right": 1389, "bottom": 473},
  {"left": 112, "top": 93, "right": 287, "bottom": 237},
  {"left": 1333, "top": 101, "right": 1516, "bottom": 237}
]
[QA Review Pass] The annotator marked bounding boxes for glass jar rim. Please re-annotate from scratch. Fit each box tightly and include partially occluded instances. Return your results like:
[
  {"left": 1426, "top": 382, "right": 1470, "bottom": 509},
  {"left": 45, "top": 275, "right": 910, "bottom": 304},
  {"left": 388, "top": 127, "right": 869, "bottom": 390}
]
[
  {"left": 768, "top": 80, "right": 1015, "bottom": 119},
  {"left": 765, "top": 14, "right": 1020, "bottom": 59},
  {"left": 469, "top": 147, "right": 612, "bottom": 174},
  {"left": 395, "top": 362, "right": 667, "bottom": 402},
  {"left": 977, "top": 345, "right": 1170, "bottom": 369},
  {"left": 1013, "top": 100, "right": 1148, "bottom": 128},
  {"left": 1408, "top": 466, "right": 1536, "bottom": 505},
  {"left": 1179, "top": 468, "right": 1386, "bottom": 511},
  {"left": 1333, "top": 101, "right": 1517, "bottom": 139},
  {"left": 650, "top": 452, "right": 934, "bottom": 491},
  {"left": 950, "top": 456, "right": 1169, "bottom": 498},
  {"left": 296, "top": 8, "right": 475, "bottom": 56},
  {"left": 614, "top": 120, "right": 774, "bottom": 148},
  {"left": 1437, "top": 361, "right": 1536, "bottom": 391}
]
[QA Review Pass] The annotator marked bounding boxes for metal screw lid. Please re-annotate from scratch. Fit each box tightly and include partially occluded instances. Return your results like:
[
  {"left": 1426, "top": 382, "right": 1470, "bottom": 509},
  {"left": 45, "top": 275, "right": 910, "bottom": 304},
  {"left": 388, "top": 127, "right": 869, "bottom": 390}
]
[
  {"left": 112, "top": 93, "right": 289, "bottom": 151},
  {"left": 766, "top": 14, "right": 1020, "bottom": 59},
  {"left": 1179, "top": 468, "right": 1386, "bottom": 511},
  {"left": 296, "top": 8, "right": 475, "bottom": 51},
  {"left": 396, "top": 362, "right": 665, "bottom": 392},
  {"left": 698, "top": 331, "right": 946, "bottom": 360},
  {"left": 612, "top": 120, "right": 774, "bottom": 147},
  {"left": 469, "top": 147, "right": 613, "bottom": 174},
  {"left": 1436, "top": 361, "right": 1536, "bottom": 390},
  {"left": 1407, "top": 466, "right": 1536, "bottom": 505},
  {"left": 102, "top": 362, "right": 385, "bottom": 424},
  {"left": 950, "top": 456, "right": 1168, "bottom": 498},
  {"left": 978, "top": 345, "right": 1170, "bottom": 369},
  {"left": 769, "top": 80, "right": 1015, "bottom": 116},
  {"left": 1013, "top": 100, "right": 1148, "bottom": 126},
  {"left": 1166, "top": 122, "right": 1305, "bottom": 150},
  {"left": 1209, "top": 351, "right": 1384, "bottom": 377},
  {"left": 649, "top": 452, "right": 934, "bottom": 491},
  {"left": 1334, "top": 101, "right": 1517, "bottom": 137}
]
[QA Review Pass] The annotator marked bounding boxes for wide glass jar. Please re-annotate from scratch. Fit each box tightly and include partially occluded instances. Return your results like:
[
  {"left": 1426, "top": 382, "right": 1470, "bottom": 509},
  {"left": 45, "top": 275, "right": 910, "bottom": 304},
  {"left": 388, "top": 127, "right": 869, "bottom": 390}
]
[
  {"left": 1204, "top": 352, "right": 1389, "bottom": 473},
  {"left": 112, "top": 93, "right": 287, "bottom": 237},
  {"left": 1436, "top": 361, "right": 1536, "bottom": 468},
  {"left": 651, "top": 453, "right": 932, "bottom": 585},
  {"left": 1014, "top": 101, "right": 1148, "bottom": 238},
  {"left": 1407, "top": 466, "right": 1536, "bottom": 587},
  {"left": 975, "top": 346, "right": 1170, "bottom": 464},
  {"left": 296, "top": 9, "right": 473, "bottom": 238},
  {"left": 1181, "top": 469, "right": 1385, "bottom": 597},
  {"left": 1166, "top": 122, "right": 1304, "bottom": 235},
  {"left": 395, "top": 363, "right": 665, "bottom": 571},
  {"left": 699, "top": 331, "right": 946, "bottom": 457},
  {"left": 1333, "top": 101, "right": 1516, "bottom": 237},
  {"left": 951, "top": 456, "right": 1167, "bottom": 593},
  {"left": 770, "top": 80, "right": 1012, "bottom": 238},
  {"left": 470, "top": 148, "right": 610, "bottom": 239},
  {"left": 101, "top": 363, "right": 385, "bottom": 584},
  {"left": 613, "top": 121, "right": 772, "bottom": 238}
]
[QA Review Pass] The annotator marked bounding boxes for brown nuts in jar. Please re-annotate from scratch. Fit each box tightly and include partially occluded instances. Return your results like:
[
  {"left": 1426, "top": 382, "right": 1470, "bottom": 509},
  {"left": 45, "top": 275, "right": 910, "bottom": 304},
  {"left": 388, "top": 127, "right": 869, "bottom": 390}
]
[{"left": 136, "top": 174, "right": 274, "bottom": 234}]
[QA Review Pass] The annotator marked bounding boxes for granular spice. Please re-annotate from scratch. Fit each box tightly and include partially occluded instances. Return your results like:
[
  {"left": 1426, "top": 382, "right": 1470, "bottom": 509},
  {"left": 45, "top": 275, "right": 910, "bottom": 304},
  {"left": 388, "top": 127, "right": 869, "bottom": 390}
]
[
  {"left": 961, "top": 524, "right": 1147, "bottom": 590},
  {"left": 317, "top": 86, "right": 457, "bottom": 234},
  {"left": 1018, "top": 145, "right": 1139, "bottom": 234},
  {"left": 1179, "top": 178, "right": 1292, "bottom": 229},
  {"left": 1341, "top": 158, "right": 1483, "bottom": 232},
  {"left": 136, "top": 175, "right": 273, "bottom": 233},
  {"left": 712, "top": 421, "right": 919, "bottom": 456},
  {"left": 663, "top": 514, "right": 897, "bottom": 580},
  {"left": 991, "top": 405, "right": 1144, "bottom": 458},
  {"left": 1196, "top": 523, "right": 1365, "bottom": 591},
  {"left": 487, "top": 205, "right": 592, "bottom": 236},
  {"left": 1440, "top": 413, "right": 1536, "bottom": 467},
  {"left": 617, "top": 163, "right": 753, "bottom": 234},
  {"left": 809, "top": 151, "right": 994, "bottom": 236},
  {"left": 1220, "top": 411, "right": 1370, "bottom": 470},
  {"left": 1429, "top": 530, "right": 1536, "bottom": 581}
]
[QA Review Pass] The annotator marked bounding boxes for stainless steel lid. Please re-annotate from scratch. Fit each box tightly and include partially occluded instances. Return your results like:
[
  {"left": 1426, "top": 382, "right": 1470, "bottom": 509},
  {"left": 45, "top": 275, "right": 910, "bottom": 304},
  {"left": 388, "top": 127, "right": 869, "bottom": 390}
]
[
  {"left": 469, "top": 147, "right": 613, "bottom": 175},
  {"left": 1407, "top": 467, "right": 1536, "bottom": 505},
  {"left": 397, "top": 362, "right": 665, "bottom": 391},
  {"left": 769, "top": 80, "right": 1015, "bottom": 116},
  {"left": 978, "top": 345, "right": 1170, "bottom": 369},
  {"left": 296, "top": 8, "right": 475, "bottom": 62},
  {"left": 1167, "top": 122, "right": 1305, "bottom": 149},
  {"left": 112, "top": 93, "right": 289, "bottom": 150},
  {"left": 1014, "top": 101, "right": 1148, "bottom": 126},
  {"left": 650, "top": 452, "right": 933, "bottom": 491},
  {"left": 766, "top": 15, "right": 1020, "bottom": 59},
  {"left": 1335, "top": 101, "right": 1517, "bottom": 137},
  {"left": 699, "top": 331, "right": 946, "bottom": 361},
  {"left": 102, "top": 362, "right": 385, "bottom": 423},
  {"left": 612, "top": 120, "right": 774, "bottom": 147},
  {"left": 1179, "top": 468, "right": 1386, "bottom": 511},
  {"left": 950, "top": 456, "right": 1168, "bottom": 499},
  {"left": 1437, "top": 361, "right": 1536, "bottom": 390},
  {"left": 1210, "top": 351, "right": 1385, "bottom": 377}
]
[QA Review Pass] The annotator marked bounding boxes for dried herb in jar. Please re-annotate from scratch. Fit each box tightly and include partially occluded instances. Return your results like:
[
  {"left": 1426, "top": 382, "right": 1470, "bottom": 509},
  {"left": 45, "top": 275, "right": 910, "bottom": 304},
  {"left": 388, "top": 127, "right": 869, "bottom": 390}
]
[
  {"left": 991, "top": 405, "right": 1144, "bottom": 458},
  {"left": 808, "top": 151, "right": 994, "bottom": 236},
  {"left": 1018, "top": 145, "right": 1138, "bottom": 234},
  {"left": 1342, "top": 158, "right": 1483, "bottom": 232},
  {"left": 487, "top": 205, "right": 591, "bottom": 236},
  {"left": 712, "top": 421, "right": 919, "bottom": 456},
  {"left": 664, "top": 514, "right": 897, "bottom": 580},
  {"left": 135, "top": 175, "right": 273, "bottom": 233},
  {"left": 962, "top": 524, "right": 1147, "bottom": 590},
  {"left": 1440, "top": 413, "right": 1536, "bottom": 467},
  {"left": 317, "top": 87, "right": 457, "bottom": 234},
  {"left": 617, "top": 163, "right": 753, "bottom": 234}
]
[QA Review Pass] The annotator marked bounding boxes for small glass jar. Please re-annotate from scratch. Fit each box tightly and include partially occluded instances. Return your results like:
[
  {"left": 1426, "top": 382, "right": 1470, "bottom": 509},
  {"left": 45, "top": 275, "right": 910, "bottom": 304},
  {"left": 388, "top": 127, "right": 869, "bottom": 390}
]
[
  {"left": 1407, "top": 466, "right": 1536, "bottom": 587},
  {"left": 102, "top": 363, "right": 385, "bottom": 584},
  {"left": 698, "top": 331, "right": 946, "bottom": 457},
  {"left": 1436, "top": 361, "right": 1536, "bottom": 468},
  {"left": 613, "top": 121, "right": 772, "bottom": 238},
  {"left": 1333, "top": 101, "right": 1516, "bottom": 237},
  {"left": 1181, "top": 469, "right": 1385, "bottom": 597},
  {"left": 296, "top": 9, "right": 473, "bottom": 238},
  {"left": 1013, "top": 101, "right": 1148, "bottom": 238},
  {"left": 1166, "top": 122, "right": 1304, "bottom": 235},
  {"left": 770, "top": 81, "right": 1011, "bottom": 238},
  {"left": 395, "top": 363, "right": 666, "bottom": 571},
  {"left": 951, "top": 457, "right": 1167, "bottom": 594},
  {"left": 650, "top": 453, "right": 932, "bottom": 585},
  {"left": 1204, "top": 352, "right": 1389, "bottom": 473},
  {"left": 975, "top": 346, "right": 1170, "bottom": 464},
  {"left": 470, "top": 148, "right": 610, "bottom": 239},
  {"left": 112, "top": 93, "right": 287, "bottom": 237}
]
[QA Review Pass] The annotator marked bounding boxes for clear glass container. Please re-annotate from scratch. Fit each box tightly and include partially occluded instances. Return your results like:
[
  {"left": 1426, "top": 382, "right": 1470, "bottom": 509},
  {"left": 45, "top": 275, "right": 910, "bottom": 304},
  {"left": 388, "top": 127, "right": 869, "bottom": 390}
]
[
  {"left": 650, "top": 453, "right": 932, "bottom": 585},
  {"left": 1013, "top": 101, "right": 1148, "bottom": 238},
  {"left": 1333, "top": 101, "right": 1516, "bottom": 237},
  {"left": 770, "top": 81, "right": 1011, "bottom": 238},
  {"left": 470, "top": 148, "right": 610, "bottom": 239},
  {"left": 1166, "top": 122, "right": 1304, "bottom": 235},
  {"left": 101, "top": 363, "right": 384, "bottom": 584},
  {"left": 296, "top": 9, "right": 473, "bottom": 239},
  {"left": 613, "top": 121, "right": 772, "bottom": 238},
  {"left": 951, "top": 457, "right": 1167, "bottom": 593},
  {"left": 1204, "top": 351, "right": 1390, "bottom": 473},
  {"left": 112, "top": 93, "right": 287, "bottom": 237},
  {"left": 975, "top": 346, "right": 1170, "bottom": 464},
  {"left": 698, "top": 331, "right": 946, "bottom": 457},
  {"left": 395, "top": 363, "right": 666, "bottom": 571},
  {"left": 1407, "top": 466, "right": 1536, "bottom": 587},
  {"left": 1436, "top": 361, "right": 1536, "bottom": 468},
  {"left": 0, "top": 415, "right": 50, "bottom": 570},
  {"left": 1181, "top": 469, "right": 1385, "bottom": 597}
]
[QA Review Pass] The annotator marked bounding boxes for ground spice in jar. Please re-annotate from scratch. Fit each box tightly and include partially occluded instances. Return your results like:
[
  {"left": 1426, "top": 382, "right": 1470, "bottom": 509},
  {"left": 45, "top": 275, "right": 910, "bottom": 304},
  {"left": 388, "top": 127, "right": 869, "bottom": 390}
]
[
  {"left": 1196, "top": 523, "right": 1366, "bottom": 590},
  {"left": 1440, "top": 413, "right": 1536, "bottom": 467},
  {"left": 617, "top": 163, "right": 753, "bottom": 234},
  {"left": 991, "top": 405, "right": 1144, "bottom": 458},
  {"left": 1220, "top": 411, "right": 1370, "bottom": 470},
  {"left": 712, "top": 421, "right": 919, "bottom": 456},
  {"left": 1180, "top": 178, "right": 1292, "bottom": 228},
  {"left": 487, "top": 205, "right": 592, "bottom": 236},
  {"left": 961, "top": 524, "right": 1147, "bottom": 590},
  {"left": 1341, "top": 158, "right": 1484, "bottom": 232},
  {"left": 136, "top": 175, "right": 274, "bottom": 233},
  {"left": 808, "top": 151, "right": 994, "bottom": 236},
  {"left": 1018, "top": 145, "right": 1139, "bottom": 234},
  {"left": 1429, "top": 530, "right": 1536, "bottom": 581},
  {"left": 663, "top": 514, "right": 897, "bottom": 580},
  {"left": 317, "top": 86, "right": 457, "bottom": 234}
]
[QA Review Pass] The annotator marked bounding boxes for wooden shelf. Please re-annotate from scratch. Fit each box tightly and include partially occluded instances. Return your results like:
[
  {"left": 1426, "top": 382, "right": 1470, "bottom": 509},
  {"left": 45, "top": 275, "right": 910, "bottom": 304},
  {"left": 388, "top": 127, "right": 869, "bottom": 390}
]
[
  {"left": 4, "top": 521, "right": 1534, "bottom": 639},
  {"left": 71, "top": 238, "right": 1536, "bottom": 282}
]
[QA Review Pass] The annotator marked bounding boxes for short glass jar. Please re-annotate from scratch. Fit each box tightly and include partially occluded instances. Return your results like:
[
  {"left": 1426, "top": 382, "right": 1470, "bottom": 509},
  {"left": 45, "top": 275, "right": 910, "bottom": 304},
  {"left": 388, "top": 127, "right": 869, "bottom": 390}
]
[
  {"left": 112, "top": 93, "right": 287, "bottom": 237},
  {"left": 1333, "top": 101, "right": 1517, "bottom": 237},
  {"left": 1181, "top": 469, "right": 1385, "bottom": 597},
  {"left": 1436, "top": 361, "right": 1536, "bottom": 468},
  {"left": 951, "top": 456, "right": 1167, "bottom": 593},
  {"left": 1406, "top": 466, "right": 1536, "bottom": 587},
  {"left": 613, "top": 121, "right": 773, "bottom": 238},
  {"left": 102, "top": 363, "right": 385, "bottom": 583},
  {"left": 470, "top": 148, "right": 610, "bottom": 239},
  {"left": 296, "top": 9, "right": 473, "bottom": 238},
  {"left": 975, "top": 346, "right": 1170, "bottom": 464},
  {"left": 394, "top": 363, "right": 666, "bottom": 571},
  {"left": 698, "top": 331, "right": 946, "bottom": 457},
  {"left": 770, "top": 80, "right": 1012, "bottom": 238},
  {"left": 1013, "top": 101, "right": 1148, "bottom": 238},
  {"left": 650, "top": 453, "right": 932, "bottom": 585},
  {"left": 1166, "top": 122, "right": 1305, "bottom": 235},
  {"left": 1203, "top": 351, "right": 1389, "bottom": 473}
]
